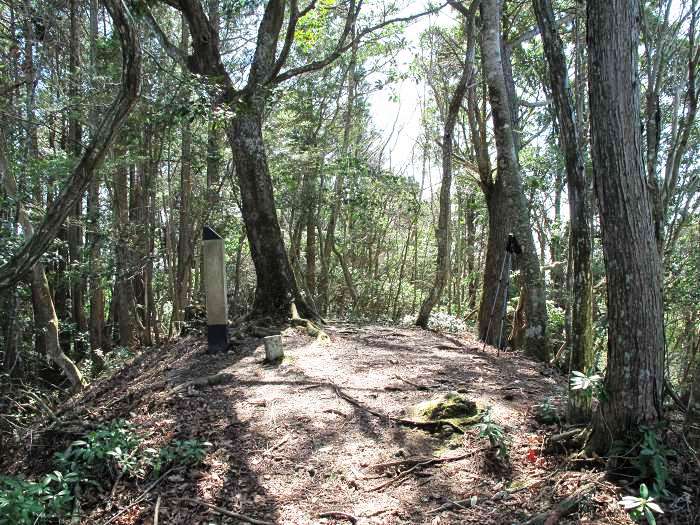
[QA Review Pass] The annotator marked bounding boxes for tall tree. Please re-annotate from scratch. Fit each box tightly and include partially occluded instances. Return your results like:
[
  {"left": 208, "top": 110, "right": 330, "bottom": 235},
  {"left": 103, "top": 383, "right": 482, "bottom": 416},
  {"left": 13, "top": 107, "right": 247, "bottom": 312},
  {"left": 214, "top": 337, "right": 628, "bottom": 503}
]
[
  {"left": 587, "top": 0, "right": 666, "bottom": 453},
  {"left": 145, "top": 0, "right": 434, "bottom": 322},
  {"left": 478, "top": 0, "right": 548, "bottom": 359},
  {"left": 532, "top": 0, "right": 593, "bottom": 422},
  {"left": 0, "top": 0, "right": 142, "bottom": 290},
  {"left": 416, "top": 0, "right": 478, "bottom": 328},
  {"left": 174, "top": 17, "right": 194, "bottom": 327}
]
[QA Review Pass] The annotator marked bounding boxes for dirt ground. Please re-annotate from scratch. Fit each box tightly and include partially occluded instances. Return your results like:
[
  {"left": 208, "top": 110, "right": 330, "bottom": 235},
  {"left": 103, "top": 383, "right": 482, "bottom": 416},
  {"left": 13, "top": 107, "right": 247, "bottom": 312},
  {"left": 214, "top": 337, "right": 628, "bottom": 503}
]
[{"left": 4, "top": 324, "right": 649, "bottom": 524}]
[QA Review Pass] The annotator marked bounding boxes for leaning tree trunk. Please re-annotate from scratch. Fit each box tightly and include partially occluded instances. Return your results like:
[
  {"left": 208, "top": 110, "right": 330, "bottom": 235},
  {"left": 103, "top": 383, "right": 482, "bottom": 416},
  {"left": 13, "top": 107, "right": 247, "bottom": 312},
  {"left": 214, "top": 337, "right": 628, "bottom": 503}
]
[
  {"left": 479, "top": 0, "right": 548, "bottom": 360},
  {"left": 533, "top": 0, "right": 593, "bottom": 422},
  {"left": 587, "top": 0, "right": 666, "bottom": 454},
  {"left": 0, "top": 0, "right": 141, "bottom": 291},
  {"left": 2, "top": 142, "right": 85, "bottom": 392}
]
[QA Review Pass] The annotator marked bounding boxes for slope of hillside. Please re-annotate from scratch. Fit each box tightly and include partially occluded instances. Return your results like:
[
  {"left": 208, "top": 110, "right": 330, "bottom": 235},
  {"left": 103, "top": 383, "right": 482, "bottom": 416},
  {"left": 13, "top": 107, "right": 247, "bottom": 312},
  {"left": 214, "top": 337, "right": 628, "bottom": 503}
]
[{"left": 3, "top": 325, "right": 640, "bottom": 524}]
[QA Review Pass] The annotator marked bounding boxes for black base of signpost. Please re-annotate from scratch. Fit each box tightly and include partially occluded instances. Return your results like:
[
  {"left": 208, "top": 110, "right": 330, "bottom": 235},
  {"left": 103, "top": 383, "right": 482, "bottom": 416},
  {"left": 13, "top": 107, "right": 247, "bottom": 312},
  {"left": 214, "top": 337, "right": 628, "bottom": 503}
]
[{"left": 207, "top": 324, "right": 229, "bottom": 353}]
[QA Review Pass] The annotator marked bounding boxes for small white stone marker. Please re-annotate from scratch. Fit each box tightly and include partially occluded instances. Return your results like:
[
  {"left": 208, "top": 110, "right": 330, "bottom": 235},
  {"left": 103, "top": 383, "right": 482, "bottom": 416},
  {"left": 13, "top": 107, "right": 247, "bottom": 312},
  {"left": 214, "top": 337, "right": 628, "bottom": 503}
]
[{"left": 264, "top": 335, "right": 284, "bottom": 362}]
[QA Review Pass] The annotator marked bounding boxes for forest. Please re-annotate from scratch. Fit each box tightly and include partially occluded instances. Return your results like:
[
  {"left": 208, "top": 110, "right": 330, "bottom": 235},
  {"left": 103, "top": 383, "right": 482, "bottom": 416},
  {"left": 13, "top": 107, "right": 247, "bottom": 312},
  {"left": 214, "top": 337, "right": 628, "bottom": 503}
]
[{"left": 0, "top": 0, "right": 699, "bottom": 523}]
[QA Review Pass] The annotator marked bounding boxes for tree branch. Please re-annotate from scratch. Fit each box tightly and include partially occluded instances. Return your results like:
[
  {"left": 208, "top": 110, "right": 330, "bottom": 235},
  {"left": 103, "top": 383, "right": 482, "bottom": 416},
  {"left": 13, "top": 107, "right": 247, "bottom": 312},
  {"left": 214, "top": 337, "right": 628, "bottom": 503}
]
[
  {"left": 267, "top": 0, "right": 318, "bottom": 82},
  {"left": 273, "top": 1, "right": 448, "bottom": 84},
  {"left": 507, "top": 12, "right": 574, "bottom": 47},
  {"left": 142, "top": 5, "right": 188, "bottom": 68},
  {"left": 0, "top": 0, "right": 141, "bottom": 290}
]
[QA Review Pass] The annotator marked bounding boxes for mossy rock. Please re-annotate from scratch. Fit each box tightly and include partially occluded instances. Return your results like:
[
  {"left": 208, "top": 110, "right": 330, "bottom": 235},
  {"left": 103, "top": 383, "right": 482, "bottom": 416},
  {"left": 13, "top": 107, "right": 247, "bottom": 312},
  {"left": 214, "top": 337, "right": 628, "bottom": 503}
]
[{"left": 408, "top": 392, "right": 483, "bottom": 433}]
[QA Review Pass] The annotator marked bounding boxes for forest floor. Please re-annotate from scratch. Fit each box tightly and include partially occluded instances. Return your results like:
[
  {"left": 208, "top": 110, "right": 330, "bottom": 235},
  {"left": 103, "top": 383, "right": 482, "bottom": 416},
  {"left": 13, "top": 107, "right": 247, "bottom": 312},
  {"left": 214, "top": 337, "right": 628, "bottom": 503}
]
[{"left": 3, "top": 324, "right": 661, "bottom": 524}]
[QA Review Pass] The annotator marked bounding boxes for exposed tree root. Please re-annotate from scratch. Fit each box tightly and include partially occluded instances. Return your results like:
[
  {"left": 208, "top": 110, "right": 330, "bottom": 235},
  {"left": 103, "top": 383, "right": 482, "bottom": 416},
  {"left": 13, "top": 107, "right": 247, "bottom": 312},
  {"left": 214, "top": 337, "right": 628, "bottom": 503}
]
[
  {"left": 519, "top": 483, "right": 596, "bottom": 525},
  {"left": 330, "top": 382, "right": 478, "bottom": 434},
  {"left": 291, "top": 302, "right": 330, "bottom": 342},
  {"left": 365, "top": 449, "right": 485, "bottom": 492},
  {"left": 317, "top": 511, "right": 358, "bottom": 523}
]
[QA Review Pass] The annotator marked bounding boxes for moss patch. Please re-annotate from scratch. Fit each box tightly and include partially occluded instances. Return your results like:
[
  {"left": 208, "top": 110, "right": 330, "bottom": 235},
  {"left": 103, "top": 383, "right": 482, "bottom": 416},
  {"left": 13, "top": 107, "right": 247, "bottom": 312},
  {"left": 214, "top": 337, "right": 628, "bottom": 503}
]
[{"left": 408, "top": 392, "right": 483, "bottom": 434}]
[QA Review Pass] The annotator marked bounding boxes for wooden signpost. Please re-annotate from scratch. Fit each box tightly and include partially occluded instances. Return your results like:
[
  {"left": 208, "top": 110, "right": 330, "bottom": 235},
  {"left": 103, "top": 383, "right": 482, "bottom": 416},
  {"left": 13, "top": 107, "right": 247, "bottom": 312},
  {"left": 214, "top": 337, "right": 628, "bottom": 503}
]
[{"left": 203, "top": 226, "right": 229, "bottom": 353}]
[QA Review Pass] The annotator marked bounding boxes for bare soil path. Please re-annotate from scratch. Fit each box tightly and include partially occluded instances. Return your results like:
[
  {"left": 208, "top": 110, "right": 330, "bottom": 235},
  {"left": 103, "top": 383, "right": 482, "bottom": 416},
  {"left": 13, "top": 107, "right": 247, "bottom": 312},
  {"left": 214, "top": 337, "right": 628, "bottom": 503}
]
[{"left": 4, "top": 324, "right": 632, "bottom": 524}]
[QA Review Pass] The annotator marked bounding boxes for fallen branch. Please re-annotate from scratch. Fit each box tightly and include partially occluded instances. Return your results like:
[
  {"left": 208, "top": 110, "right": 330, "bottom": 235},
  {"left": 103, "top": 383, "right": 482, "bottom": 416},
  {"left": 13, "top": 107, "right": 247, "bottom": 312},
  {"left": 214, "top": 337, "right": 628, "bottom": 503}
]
[
  {"left": 519, "top": 483, "right": 596, "bottom": 525},
  {"left": 665, "top": 378, "right": 687, "bottom": 413},
  {"left": 369, "top": 450, "right": 485, "bottom": 471},
  {"left": 367, "top": 460, "right": 430, "bottom": 492},
  {"left": 317, "top": 511, "right": 358, "bottom": 523},
  {"left": 264, "top": 435, "right": 290, "bottom": 456},
  {"left": 428, "top": 471, "right": 562, "bottom": 515},
  {"left": 168, "top": 373, "right": 233, "bottom": 395},
  {"left": 547, "top": 428, "right": 584, "bottom": 444},
  {"left": 21, "top": 389, "right": 57, "bottom": 421},
  {"left": 153, "top": 495, "right": 162, "bottom": 525},
  {"left": 366, "top": 449, "right": 486, "bottom": 492},
  {"left": 101, "top": 467, "right": 180, "bottom": 525},
  {"left": 175, "top": 497, "right": 274, "bottom": 525},
  {"left": 394, "top": 375, "right": 429, "bottom": 390}
]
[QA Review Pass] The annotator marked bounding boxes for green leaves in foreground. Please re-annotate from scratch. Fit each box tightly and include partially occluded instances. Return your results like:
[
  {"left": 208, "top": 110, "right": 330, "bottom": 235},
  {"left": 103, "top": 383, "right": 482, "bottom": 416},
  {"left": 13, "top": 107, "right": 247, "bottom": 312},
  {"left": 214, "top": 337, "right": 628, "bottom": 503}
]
[{"left": 0, "top": 420, "right": 211, "bottom": 524}]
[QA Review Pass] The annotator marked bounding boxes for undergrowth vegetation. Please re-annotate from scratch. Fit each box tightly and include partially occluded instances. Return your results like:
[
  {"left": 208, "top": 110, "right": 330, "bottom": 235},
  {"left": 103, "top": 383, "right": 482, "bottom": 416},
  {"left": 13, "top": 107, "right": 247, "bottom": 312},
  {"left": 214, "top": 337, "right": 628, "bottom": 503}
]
[{"left": 0, "top": 420, "right": 210, "bottom": 524}]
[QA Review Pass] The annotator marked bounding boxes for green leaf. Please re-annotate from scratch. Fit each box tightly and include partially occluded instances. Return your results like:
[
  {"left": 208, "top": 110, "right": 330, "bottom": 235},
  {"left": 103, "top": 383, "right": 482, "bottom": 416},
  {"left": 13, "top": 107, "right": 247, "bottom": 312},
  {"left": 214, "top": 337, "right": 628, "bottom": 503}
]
[{"left": 639, "top": 483, "right": 649, "bottom": 499}]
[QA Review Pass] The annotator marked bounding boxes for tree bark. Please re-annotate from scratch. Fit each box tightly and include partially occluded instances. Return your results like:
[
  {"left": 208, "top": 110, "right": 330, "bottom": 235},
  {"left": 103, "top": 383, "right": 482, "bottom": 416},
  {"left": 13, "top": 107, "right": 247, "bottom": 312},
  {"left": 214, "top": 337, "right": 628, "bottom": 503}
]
[
  {"left": 113, "top": 153, "right": 133, "bottom": 347},
  {"left": 173, "top": 0, "right": 318, "bottom": 321},
  {"left": 587, "top": 0, "right": 666, "bottom": 453},
  {"left": 532, "top": 0, "right": 593, "bottom": 422},
  {"left": 66, "top": 0, "right": 89, "bottom": 361},
  {"left": 87, "top": 0, "right": 107, "bottom": 371},
  {"left": 479, "top": 0, "right": 548, "bottom": 359},
  {"left": 227, "top": 107, "right": 313, "bottom": 319},
  {"left": 175, "top": 17, "right": 194, "bottom": 326},
  {"left": 2, "top": 136, "right": 85, "bottom": 392}
]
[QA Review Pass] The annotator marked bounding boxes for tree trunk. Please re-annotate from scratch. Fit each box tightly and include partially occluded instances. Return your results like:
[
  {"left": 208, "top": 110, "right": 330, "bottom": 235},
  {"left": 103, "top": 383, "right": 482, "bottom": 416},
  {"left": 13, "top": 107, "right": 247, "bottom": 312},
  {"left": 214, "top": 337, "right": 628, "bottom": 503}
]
[
  {"left": 479, "top": 0, "right": 548, "bottom": 359},
  {"left": 587, "top": 0, "right": 666, "bottom": 453},
  {"left": 67, "top": 0, "right": 89, "bottom": 361},
  {"left": 0, "top": 0, "right": 141, "bottom": 291},
  {"left": 417, "top": 0, "right": 477, "bottom": 328},
  {"left": 533, "top": 0, "right": 593, "bottom": 422},
  {"left": 465, "top": 193, "right": 477, "bottom": 310},
  {"left": 319, "top": 23, "right": 357, "bottom": 315},
  {"left": 2, "top": 142, "right": 84, "bottom": 392},
  {"left": 175, "top": 17, "right": 194, "bottom": 326},
  {"left": 227, "top": 107, "right": 314, "bottom": 320},
  {"left": 113, "top": 155, "right": 133, "bottom": 347},
  {"left": 87, "top": 0, "right": 107, "bottom": 371}
]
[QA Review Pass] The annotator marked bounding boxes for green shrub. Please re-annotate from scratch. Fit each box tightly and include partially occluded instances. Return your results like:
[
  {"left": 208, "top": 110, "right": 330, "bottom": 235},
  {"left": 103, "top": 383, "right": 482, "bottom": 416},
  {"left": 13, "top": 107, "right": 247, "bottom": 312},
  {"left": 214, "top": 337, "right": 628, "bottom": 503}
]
[
  {"left": 631, "top": 426, "right": 673, "bottom": 497},
  {"left": 0, "top": 420, "right": 211, "bottom": 523},
  {"left": 0, "top": 471, "right": 77, "bottom": 525},
  {"left": 54, "top": 419, "right": 144, "bottom": 480},
  {"left": 620, "top": 483, "right": 664, "bottom": 524},
  {"left": 150, "top": 439, "right": 211, "bottom": 476},
  {"left": 477, "top": 410, "right": 509, "bottom": 459}
]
